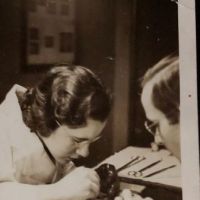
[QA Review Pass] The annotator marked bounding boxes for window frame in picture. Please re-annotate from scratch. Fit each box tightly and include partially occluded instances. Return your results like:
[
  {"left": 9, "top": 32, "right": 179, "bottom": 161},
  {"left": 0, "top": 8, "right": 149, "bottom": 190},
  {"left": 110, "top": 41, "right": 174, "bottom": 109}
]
[{"left": 21, "top": 0, "right": 76, "bottom": 72}]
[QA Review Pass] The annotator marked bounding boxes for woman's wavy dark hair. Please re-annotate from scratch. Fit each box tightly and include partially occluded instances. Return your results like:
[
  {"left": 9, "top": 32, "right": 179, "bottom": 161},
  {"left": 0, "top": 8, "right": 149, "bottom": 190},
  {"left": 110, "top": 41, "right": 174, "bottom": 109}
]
[
  {"left": 19, "top": 65, "right": 112, "bottom": 136},
  {"left": 141, "top": 55, "right": 180, "bottom": 124}
]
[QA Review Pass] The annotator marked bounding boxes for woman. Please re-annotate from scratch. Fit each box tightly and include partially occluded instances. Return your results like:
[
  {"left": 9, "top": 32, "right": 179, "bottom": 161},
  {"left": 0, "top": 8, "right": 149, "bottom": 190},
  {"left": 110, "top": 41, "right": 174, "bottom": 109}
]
[
  {"left": 116, "top": 55, "right": 180, "bottom": 200},
  {"left": 0, "top": 65, "right": 112, "bottom": 200}
]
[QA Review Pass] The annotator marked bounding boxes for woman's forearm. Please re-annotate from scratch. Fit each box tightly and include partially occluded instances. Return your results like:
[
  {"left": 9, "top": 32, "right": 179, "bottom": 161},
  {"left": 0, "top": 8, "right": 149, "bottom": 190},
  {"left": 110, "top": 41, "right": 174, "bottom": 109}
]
[
  {"left": 0, "top": 167, "right": 101, "bottom": 200},
  {"left": 0, "top": 182, "right": 65, "bottom": 200}
]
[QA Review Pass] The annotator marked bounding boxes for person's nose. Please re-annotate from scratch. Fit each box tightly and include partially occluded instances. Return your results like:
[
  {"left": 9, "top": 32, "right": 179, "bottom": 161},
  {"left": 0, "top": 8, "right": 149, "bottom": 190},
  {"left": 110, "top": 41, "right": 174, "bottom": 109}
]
[
  {"left": 154, "top": 128, "right": 163, "bottom": 145},
  {"left": 76, "top": 143, "right": 90, "bottom": 158}
]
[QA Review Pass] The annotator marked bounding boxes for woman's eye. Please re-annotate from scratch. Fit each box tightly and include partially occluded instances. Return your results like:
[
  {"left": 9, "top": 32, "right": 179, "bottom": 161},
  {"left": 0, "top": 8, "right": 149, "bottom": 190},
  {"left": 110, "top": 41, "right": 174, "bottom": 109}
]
[
  {"left": 73, "top": 138, "right": 82, "bottom": 144},
  {"left": 73, "top": 138, "right": 89, "bottom": 144}
]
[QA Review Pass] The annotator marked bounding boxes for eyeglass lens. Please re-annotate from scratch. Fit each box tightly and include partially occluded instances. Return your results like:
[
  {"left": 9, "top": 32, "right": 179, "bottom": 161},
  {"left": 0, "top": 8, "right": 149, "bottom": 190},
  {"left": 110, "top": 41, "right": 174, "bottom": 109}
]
[{"left": 144, "top": 120, "right": 158, "bottom": 136}]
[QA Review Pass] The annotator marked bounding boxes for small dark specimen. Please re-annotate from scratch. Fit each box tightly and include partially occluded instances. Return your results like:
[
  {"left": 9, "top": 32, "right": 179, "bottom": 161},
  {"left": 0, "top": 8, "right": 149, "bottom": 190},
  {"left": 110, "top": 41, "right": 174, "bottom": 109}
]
[{"left": 95, "top": 163, "right": 120, "bottom": 199}]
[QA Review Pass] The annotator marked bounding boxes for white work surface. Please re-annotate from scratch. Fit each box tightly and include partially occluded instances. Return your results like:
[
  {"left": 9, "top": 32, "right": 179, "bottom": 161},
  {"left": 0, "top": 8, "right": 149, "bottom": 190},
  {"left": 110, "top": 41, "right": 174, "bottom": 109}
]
[{"left": 97, "top": 146, "right": 181, "bottom": 189}]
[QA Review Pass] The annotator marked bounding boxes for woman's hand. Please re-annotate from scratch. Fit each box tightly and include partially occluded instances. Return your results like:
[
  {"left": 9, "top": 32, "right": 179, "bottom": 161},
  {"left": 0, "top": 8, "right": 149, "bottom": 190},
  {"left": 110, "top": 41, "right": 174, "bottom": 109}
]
[
  {"left": 54, "top": 166, "right": 100, "bottom": 200},
  {"left": 114, "top": 189, "right": 153, "bottom": 200}
]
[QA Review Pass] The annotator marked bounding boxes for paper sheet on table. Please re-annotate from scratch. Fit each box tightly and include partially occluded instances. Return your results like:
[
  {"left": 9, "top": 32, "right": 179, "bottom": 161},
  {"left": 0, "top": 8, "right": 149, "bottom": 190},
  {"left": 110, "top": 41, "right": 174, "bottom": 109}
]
[{"left": 97, "top": 146, "right": 181, "bottom": 188}]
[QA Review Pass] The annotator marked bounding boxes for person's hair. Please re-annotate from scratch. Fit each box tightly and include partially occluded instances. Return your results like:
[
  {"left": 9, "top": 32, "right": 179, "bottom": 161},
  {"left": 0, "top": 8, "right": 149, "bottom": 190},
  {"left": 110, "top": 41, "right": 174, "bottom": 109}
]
[
  {"left": 19, "top": 65, "right": 112, "bottom": 136},
  {"left": 141, "top": 55, "right": 179, "bottom": 124}
]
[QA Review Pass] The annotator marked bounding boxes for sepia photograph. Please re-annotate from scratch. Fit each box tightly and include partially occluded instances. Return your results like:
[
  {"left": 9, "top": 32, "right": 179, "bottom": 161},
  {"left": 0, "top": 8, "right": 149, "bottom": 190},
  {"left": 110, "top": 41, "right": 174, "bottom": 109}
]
[{"left": 0, "top": 0, "right": 199, "bottom": 200}]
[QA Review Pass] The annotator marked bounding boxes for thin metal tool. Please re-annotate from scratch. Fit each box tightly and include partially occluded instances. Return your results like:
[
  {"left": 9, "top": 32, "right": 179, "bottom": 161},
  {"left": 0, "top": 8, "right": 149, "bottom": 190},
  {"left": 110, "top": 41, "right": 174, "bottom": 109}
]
[
  {"left": 117, "top": 156, "right": 140, "bottom": 172},
  {"left": 128, "top": 159, "right": 162, "bottom": 177},
  {"left": 138, "top": 160, "right": 162, "bottom": 172},
  {"left": 143, "top": 164, "right": 176, "bottom": 178},
  {"left": 128, "top": 156, "right": 146, "bottom": 167}
]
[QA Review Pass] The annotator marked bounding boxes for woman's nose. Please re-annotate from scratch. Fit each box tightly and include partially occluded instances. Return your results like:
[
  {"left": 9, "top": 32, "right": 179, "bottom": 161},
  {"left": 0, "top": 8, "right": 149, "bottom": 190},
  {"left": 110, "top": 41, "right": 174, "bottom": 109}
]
[{"left": 76, "top": 143, "right": 89, "bottom": 158}]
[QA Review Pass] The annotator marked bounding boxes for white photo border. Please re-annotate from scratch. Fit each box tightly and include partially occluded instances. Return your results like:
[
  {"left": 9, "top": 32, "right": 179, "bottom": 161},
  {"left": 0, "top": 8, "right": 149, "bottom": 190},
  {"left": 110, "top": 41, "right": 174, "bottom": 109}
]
[{"left": 178, "top": 0, "right": 200, "bottom": 199}]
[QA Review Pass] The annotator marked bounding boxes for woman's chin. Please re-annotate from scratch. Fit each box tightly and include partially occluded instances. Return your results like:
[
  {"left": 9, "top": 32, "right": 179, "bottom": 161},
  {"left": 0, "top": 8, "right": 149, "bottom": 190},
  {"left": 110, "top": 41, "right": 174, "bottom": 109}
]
[
  {"left": 69, "top": 155, "right": 80, "bottom": 160},
  {"left": 57, "top": 157, "right": 71, "bottom": 165}
]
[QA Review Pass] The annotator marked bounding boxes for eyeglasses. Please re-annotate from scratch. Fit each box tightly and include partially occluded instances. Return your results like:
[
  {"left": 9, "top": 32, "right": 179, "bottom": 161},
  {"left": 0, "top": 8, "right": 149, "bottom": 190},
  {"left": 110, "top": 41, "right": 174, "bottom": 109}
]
[
  {"left": 55, "top": 119, "right": 101, "bottom": 145},
  {"left": 144, "top": 120, "right": 159, "bottom": 136}
]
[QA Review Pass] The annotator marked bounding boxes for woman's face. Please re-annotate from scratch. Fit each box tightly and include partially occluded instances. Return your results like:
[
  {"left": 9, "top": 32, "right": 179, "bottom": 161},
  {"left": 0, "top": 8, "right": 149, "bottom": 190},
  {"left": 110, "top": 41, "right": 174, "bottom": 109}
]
[
  {"left": 141, "top": 81, "right": 180, "bottom": 160},
  {"left": 43, "top": 119, "right": 106, "bottom": 164}
]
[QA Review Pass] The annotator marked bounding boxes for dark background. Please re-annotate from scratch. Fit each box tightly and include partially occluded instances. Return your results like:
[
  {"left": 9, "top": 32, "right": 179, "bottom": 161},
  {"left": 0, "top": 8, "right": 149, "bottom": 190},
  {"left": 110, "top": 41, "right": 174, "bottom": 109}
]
[{"left": 0, "top": 0, "right": 178, "bottom": 166}]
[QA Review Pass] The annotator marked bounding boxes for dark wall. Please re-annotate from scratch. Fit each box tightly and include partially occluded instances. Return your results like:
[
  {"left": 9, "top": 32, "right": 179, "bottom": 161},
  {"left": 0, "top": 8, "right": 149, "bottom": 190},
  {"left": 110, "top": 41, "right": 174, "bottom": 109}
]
[
  {"left": 0, "top": 0, "right": 179, "bottom": 166},
  {"left": 129, "top": 0, "right": 179, "bottom": 146},
  {"left": 75, "top": 0, "right": 115, "bottom": 89},
  {"left": 74, "top": 0, "right": 115, "bottom": 166},
  {"left": 0, "top": 0, "right": 115, "bottom": 167},
  {"left": 0, "top": 0, "right": 44, "bottom": 102}
]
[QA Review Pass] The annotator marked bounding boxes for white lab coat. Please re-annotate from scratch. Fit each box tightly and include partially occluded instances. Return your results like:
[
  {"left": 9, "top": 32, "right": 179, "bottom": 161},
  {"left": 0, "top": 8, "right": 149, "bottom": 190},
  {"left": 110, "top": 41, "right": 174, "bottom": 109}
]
[{"left": 0, "top": 84, "right": 74, "bottom": 184}]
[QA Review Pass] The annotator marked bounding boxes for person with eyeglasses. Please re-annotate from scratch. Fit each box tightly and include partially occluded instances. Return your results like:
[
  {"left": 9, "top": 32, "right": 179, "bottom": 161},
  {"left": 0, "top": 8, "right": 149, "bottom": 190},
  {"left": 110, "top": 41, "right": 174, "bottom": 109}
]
[
  {"left": 115, "top": 55, "right": 180, "bottom": 200},
  {"left": 144, "top": 120, "right": 164, "bottom": 151},
  {"left": 0, "top": 65, "right": 112, "bottom": 200},
  {"left": 141, "top": 55, "right": 180, "bottom": 160}
]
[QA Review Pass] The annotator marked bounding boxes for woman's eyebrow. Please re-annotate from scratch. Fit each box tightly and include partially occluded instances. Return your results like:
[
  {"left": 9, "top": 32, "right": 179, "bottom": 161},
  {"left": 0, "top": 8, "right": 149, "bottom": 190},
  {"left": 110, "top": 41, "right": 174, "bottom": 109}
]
[
  {"left": 73, "top": 135, "right": 102, "bottom": 143},
  {"left": 92, "top": 135, "right": 102, "bottom": 142},
  {"left": 73, "top": 137, "right": 88, "bottom": 142}
]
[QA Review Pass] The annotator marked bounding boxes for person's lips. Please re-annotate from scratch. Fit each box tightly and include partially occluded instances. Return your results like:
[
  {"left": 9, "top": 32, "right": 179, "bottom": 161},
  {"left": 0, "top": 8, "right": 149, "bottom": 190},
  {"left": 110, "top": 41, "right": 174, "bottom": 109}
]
[{"left": 69, "top": 154, "right": 80, "bottom": 159}]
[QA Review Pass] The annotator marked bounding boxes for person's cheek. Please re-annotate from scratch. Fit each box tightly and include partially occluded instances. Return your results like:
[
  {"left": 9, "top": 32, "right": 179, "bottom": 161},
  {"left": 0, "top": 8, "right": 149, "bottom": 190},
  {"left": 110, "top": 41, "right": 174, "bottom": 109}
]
[
  {"left": 61, "top": 139, "right": 76, "bottom": 157},
  {"left": 76, "top": 143, "right": 90, "bottom": 158}
]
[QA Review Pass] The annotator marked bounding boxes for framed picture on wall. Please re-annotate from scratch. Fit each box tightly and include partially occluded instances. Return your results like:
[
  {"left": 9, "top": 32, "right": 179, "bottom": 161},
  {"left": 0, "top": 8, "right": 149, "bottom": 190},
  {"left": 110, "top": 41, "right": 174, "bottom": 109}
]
[{"left": 23, "top": 0, "right": 76, "bottom": 70}]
